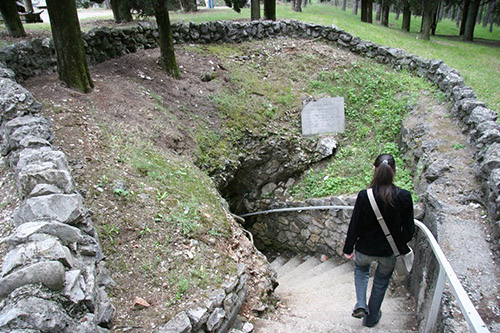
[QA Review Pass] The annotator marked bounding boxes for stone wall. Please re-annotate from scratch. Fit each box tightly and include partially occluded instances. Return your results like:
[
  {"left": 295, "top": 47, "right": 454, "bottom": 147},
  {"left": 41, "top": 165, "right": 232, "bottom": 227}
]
[
  {"left": 0, "top": 71, "right": 114, "bottom": 331},
  {"left": 248, "top": 196, "right": 355, "bottom": 257},
  {"left": 157, "top": 263, "right": 248, "bottom": 333}
]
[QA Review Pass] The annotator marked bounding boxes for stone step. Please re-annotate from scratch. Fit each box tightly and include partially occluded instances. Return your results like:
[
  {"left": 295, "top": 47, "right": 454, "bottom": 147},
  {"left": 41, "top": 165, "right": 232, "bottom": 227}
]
[
  {"left": 278, "top": 255, "right": 321, "bottom": 283},
  {"left": 257, "top": 255, "right": 418, "bottom": 332},
  {"left": 280, "top": 261, "right": 353, "bottom": 292},
  {"left": 275, "top": 255, "right": 303, "bottom": 278},
  {"left": 254, "top": 311, "right": 416, "bottom": 332},
  {"left": 269, "top": 256, "right": 287, "bottom": 272}
]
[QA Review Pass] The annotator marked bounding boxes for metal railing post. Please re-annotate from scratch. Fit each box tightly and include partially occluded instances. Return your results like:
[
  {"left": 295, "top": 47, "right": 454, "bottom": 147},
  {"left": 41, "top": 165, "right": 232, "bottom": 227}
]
[{"left": 425, "top": 267, "right": 446, "bottom": 333}]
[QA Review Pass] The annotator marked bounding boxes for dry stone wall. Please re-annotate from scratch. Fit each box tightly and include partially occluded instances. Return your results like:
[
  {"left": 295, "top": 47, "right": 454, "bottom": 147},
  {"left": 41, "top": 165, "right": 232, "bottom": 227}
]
[
  {"left": 1, "top": 19, "right": 499, "bottom": 333},
  {"left": 249, "top": 196, "right": 355, "bottom": 257},
  {"left": 0, "top": 71, "right": 114, "bottom": 331}
]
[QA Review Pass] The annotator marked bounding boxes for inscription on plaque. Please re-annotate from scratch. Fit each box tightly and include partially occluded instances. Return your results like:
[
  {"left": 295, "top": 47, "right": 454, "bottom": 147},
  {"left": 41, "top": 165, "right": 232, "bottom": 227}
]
[{"left": 301, "top": 97, "right": 345, "bottom": 136}]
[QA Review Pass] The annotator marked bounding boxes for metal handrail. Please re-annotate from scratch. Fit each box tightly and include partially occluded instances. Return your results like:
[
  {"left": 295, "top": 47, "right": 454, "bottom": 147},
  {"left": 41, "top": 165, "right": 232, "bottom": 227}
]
[
  {"left": 239, "top": 206, "right": 490, "bottom": 332},
  {"left": 414, "top": 220, "right": 489, "bottom": 333}
]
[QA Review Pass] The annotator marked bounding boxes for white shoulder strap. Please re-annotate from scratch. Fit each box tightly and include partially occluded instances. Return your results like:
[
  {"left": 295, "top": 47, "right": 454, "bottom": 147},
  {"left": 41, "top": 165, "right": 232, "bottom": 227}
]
[{"left": 367, "top": 188, "right": 401, "bottom": 257}]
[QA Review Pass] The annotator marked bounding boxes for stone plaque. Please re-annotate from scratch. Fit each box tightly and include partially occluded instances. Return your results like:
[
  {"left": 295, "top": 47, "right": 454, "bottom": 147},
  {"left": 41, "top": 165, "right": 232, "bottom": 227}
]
[{"left": 301, "top": 97, "right": 345, "bottom": 136}]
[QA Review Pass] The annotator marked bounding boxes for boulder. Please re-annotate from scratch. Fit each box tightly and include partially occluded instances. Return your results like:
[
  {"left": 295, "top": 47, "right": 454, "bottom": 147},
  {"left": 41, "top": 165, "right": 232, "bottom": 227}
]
[
  {"left": 0, "top": 79, "right": 42, "bottom": 122},
  {"left": 2, "top": 236, "right": 73, "bottom": 276},
  {"left": 0, "top": 261, "right": 65, "bottom": 299},
  {"left": 0, "top": 296, "right": 72, "bottom": 331},
  {"left": 1, "top": 221, "right": 96, "bottom": 248},
  {"left": 17, "top": 164, "right": 74, "bottom": 199},
  {"left": 157, "top": 311, "right": 192, "bottom": 333},
  {"left": 13, "top": 193, "right": 86, "bottom": 226}
]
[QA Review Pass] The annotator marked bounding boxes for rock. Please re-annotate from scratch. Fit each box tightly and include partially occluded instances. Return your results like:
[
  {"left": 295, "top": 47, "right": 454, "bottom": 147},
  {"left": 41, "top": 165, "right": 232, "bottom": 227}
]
[
  {"left": 14, "top": 147, "right": 69, "bottom": 173},
  {"left": 0, "top": 115, "right": 52, "bottom": 155},
  {"left": 242, "top": 322, "right": 254, "bottom": 333},
  {"left": 425, "top": 158, "right": 451, "bottom": 181},
  {"left": 1, "top": 221, "right": 96, "bottom": 249},
  {"left": 206, "top": 308, "right": 225, "bottom": 332},
  {"left": 187, "top": 307, "right": 209, "bottom": 330},
  {"left": 64, "top": 270, "right": 86, "bottom": 303},
  {"left": 315, "top": 136, "right": 337, "bottom": 159},
  {"left": 17, "top": 164, "right": 74, "bottom": 199},
  {"left": 204, "top": 290, "right": 224, "bottom": 313},
  {"left": 223, "top": 292, "right": 239, "bottom": 314},
  {"left": 96, "top": 287, "right": 114, "bottom": 327},
  {"left": 480, "top": 143, "right": 500, "bottom": 177},
  {"left": 28, "top": 183, "right": 63, "bottom": 197},
  {"left": 2, "top": 236, "right": 73, "bottom": 276},
  {"left": 157, "top": 311, "right": 192, "bottom": 333},
  {"left": 13, "top": 193, "right": 86, "bottom": 226},
  {"left": 261, "top": 182, "right": 277, "bottom": 197},
  {"left": 0, "top": 261, "right": 65, "bottom": 299},
  {"left": 0, "top": 296, "right": 72, "bottom": 331},
  {"left": 222, "top": 277, "right": 239, "bottom": 294},
  {"left": 133, "top": 296, "right": 150, "bottom": 309},
  {"left": 0, "top": 79, "right": 42, "bottom": 123}
]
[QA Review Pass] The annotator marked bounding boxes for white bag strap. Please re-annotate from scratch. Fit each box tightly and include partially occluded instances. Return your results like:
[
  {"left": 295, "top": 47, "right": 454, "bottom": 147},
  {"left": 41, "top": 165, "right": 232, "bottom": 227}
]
[{"left": 367, "top": 188, "right": 401, "bottom": 257}]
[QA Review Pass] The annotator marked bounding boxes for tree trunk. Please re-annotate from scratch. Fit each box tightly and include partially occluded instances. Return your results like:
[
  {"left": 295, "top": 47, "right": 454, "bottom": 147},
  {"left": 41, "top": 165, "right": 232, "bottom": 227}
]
[
  {"left": 460, "top": 0, "right": 471, "bottom": 35},
  {"left": 353, "top": 0, "right": 358, "bottom": 15},
  {"left": 402, "top": 1, "right": 410, "bottom": 31},
  {"left": 361, "top": 0, "right": 367, "bottom": 21},
  {"left": 381, "top": 0, "right": 389, "bottom": 26},
  {"left": 456, "top": 7, "right": 461, "bottom": 27},
  {"left": 477, "top": 3, "right": 483, "bottom": 23},
  {"left": 264, "top": 0, "right": 276, "bottom": 21},
  {"left": 251, "top": 0, "right": 260, "bottom": 20},
  {"left": 421, "top": 0, "right": 438, "bottom": 40},
  {"left": 367, "top": 0, "right": 373, "bottom": 23},
  {"left": 180, "top": 0, "right": 197, "bottom": 12},
  {"left": 431, "top": 7, "right": 438, "bottom": 35},
  {"left": 119, "top": 0, "right": 133, "bottom": 22},
  {"left": 375, "top": 2, "right": 381, "bottom": 21},
  {"left": 342, "top": 0, "right": 347, "bottom": 11},
  {"left": 0, "top": 0, "right": 26, "bottom": 38},
  {"left": 110, "top": 0, "right": 122, "bottom": 23},
  {"left": 464, "top": 0, "right": 480, "bottom": 41},
  {"left": 395, "top": 8, "right": 400, "bottom": 20},
  {"left": 438, "top": 0, "right": 444, "bottom": 21},
  {"left": 483, "top": 1, "right": 492, "bottom": 27},
  {"left": 104, "top": 0, "right": 111, "bottom": 9},
  {"left": 302, "top": 0, "right": 308, "bottom": 8},
  {"left": 23, "top": 0, "right": 34, "bottom": 12},
  {"left": 292, "top": 0, "right": 302, "bottom": 12},
  {"left": 46, "top": 0, "right": 93, "bottom": 93},
  {"left": 487, "top": 1, "right": 496, "bottom": 31},
  {"left": 153, "top": 0, "right": 179, "bottom": 78}
]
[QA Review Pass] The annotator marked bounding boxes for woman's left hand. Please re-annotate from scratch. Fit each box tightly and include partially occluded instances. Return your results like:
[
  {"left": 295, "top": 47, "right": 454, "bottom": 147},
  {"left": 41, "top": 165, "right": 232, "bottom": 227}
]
[{"left": 344, "top": 253, "right": 355, "bottom": 260}]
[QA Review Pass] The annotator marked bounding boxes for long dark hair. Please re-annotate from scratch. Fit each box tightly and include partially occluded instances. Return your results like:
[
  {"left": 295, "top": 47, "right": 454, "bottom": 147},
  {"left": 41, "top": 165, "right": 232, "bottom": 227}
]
[{"left": 370, "top": 154, "right": 396, "bottom": 206}]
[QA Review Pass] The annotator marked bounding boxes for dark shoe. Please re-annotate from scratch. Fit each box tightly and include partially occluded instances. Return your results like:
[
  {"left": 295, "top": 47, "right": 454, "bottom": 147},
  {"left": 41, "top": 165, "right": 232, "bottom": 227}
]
[
  {"left": 363, "top": 310, "right": 382, "bottom": 327},
  {"left": 351, "top": 308, "right": 367, "bottom": 319}
]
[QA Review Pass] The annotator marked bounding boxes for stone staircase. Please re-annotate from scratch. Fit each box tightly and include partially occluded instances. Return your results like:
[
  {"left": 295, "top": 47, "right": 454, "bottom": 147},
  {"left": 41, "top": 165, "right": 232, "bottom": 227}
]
[{"left": 253, "top": 254, "right": 418, "bottom": 332}]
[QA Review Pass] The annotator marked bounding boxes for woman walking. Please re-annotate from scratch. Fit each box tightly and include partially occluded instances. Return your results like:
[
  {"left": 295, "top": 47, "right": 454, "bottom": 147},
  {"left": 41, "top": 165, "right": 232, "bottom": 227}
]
[{"left": 343, "top": 154, "right": 415, "bottom": 327}]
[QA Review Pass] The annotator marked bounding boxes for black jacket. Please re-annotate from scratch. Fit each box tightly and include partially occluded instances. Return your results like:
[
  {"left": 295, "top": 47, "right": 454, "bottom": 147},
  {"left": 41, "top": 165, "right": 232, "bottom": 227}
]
[{"left": 343, "top": 185, "right": 415, "bottom": 257}]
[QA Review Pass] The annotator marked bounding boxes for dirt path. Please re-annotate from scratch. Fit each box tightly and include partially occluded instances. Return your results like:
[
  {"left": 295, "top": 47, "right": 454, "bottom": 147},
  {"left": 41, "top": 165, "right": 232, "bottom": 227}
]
[{"left": 404, "top": 95, "right": 500, "bottom": 331}]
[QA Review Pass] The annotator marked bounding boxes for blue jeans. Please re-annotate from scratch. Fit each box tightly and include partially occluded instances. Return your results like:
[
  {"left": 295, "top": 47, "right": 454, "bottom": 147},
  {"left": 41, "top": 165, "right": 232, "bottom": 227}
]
[{"left": 354, "top": 250, "right": 395, "bottom": 326}]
